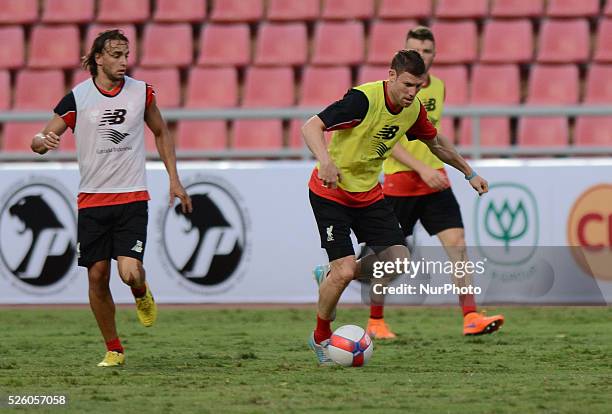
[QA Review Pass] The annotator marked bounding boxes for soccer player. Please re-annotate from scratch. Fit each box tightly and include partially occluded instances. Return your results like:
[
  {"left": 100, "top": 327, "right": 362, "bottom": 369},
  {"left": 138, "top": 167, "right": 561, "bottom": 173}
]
[
  {"left": 303, "top": 50, "right": 488, "bottom": 365},
  {"left": 30, "top": 30, "right": 192, "bottom": 367},
  {"left": 374, "top": 26, "right": 504, "bottom": 338}
]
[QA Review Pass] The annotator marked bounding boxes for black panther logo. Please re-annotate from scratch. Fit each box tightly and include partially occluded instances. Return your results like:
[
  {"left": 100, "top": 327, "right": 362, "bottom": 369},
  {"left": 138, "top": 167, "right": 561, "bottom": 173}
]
[
  {"left": 8, "top": 195, "right": 75, "bottom": 285},
  {"left": 173, "top": 193, "right": 243, "bottom": 285}
]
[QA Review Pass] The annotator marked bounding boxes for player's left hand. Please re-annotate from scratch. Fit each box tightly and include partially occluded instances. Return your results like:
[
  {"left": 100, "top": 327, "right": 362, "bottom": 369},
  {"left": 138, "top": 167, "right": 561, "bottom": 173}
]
[
  {"left": 170, "top": 180, "right": 193, "bottom": 213},
  {"left": 470, "top": 175, "right": 488, "bottom": 195}
]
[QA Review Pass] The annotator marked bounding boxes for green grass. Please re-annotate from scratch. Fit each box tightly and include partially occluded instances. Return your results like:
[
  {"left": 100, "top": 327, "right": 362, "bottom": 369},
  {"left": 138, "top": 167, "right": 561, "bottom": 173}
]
[{"left": 0, "top": 306, "right": 611, "bottom": 413}]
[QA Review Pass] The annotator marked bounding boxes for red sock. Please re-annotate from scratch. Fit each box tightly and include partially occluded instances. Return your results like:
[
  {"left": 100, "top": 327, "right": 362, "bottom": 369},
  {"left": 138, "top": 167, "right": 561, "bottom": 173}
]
[
  {"left": 370, "top": 304, "right": 384, "bottom": 319},
  {"left": 314, "top": 315, "right": 332, "bottom": 344},
  {"left": 131, "top": 285, "right": 147, "bottom": 298},
  {"left": 105, "top": 337, "right": 124, "bottom": 354},
  {"left": 459, "top": 294, "right": 477, "bottom": 316}
]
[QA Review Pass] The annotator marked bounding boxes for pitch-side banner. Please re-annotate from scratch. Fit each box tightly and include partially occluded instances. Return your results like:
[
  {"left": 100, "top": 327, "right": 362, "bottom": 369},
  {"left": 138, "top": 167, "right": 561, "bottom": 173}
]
[{"left": 0, "top": 160, "right": 610, "bottom": 304}]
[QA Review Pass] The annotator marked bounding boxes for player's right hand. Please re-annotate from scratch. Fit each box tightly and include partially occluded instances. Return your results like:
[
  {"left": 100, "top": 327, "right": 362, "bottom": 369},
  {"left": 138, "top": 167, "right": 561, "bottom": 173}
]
[
  {"left": 318, "top": 161, "right": 342, "bottom": 189},
  {"left": 419, "top": 167, "right": 449, "bottom": 191},
  {"left": 41, "top": 132, "right": 61, "bottom": 151}
]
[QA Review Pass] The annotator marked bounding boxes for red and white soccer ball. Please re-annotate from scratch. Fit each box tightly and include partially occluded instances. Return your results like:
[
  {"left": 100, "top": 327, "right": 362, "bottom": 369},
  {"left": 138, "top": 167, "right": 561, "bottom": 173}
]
[{"left": 328, "top": 325, "right": 373, "bottom": 367}]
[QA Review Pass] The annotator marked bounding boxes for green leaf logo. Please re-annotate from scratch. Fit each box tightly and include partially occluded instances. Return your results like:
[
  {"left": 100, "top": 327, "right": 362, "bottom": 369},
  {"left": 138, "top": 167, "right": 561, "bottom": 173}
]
[{"left": 484, "top": 199, "right": 528, "bottom": 251}]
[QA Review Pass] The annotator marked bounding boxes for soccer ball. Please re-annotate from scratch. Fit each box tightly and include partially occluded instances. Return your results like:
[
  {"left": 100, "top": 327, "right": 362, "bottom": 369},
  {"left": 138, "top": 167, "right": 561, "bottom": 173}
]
[{"left": 328, "top": 325, "right": 373, "bottom": 367}]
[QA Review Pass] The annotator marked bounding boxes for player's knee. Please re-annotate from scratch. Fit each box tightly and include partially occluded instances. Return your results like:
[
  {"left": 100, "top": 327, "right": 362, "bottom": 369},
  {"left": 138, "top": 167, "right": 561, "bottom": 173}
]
[
  {"left": 444, "top": 231, "right": 466, "bottom": 249},
  {"left": 329, "top": 257, "right": 357, "bottom": 286},
  {"left": 119, "top": 262, "right": 145, "bottom": 287},
  {"left": 87, "top": 262, "right": 110, "bottom": 287}
]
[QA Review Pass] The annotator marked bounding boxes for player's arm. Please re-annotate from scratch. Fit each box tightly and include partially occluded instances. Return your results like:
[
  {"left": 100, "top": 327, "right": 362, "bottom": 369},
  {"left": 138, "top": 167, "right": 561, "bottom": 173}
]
[
  {"left": 390, "top": 143, "right": 449, "bottom": 191},
  {"left": 31, "top": 115, "right": 68, "bottom": 154},
  {"left": 144, "top": 95, "right": 192, "bottom": 213},
  {"left": 302, "top": 88, "right": 368, "bottom": 189}
]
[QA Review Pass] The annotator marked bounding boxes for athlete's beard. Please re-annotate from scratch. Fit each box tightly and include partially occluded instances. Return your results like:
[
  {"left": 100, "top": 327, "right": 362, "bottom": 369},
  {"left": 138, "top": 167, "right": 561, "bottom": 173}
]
[{"left": 101, "top": 66, "right": 125, "bottom": 84}]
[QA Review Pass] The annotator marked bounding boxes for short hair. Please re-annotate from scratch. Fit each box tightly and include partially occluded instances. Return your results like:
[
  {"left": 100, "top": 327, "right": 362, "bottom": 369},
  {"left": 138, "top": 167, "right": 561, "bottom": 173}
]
[
  {"left": 81, "top": 29, "right": 129, "bottom": 77},
  {"left": 406, "top": 26, "right": 435, "bottom": 44},
  {"left": 390, "top": 50, "right": 426, "bottom": 77}
]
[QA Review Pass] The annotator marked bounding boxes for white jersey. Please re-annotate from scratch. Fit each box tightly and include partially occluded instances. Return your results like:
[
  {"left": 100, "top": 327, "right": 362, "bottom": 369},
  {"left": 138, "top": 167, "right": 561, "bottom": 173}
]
[{"left": 71, "top": 76, "right": 147, "bottom": 193}]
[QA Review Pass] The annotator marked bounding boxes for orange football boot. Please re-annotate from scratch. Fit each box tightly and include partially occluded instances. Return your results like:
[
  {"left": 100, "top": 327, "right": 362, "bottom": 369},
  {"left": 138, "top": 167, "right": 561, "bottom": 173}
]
[
  {"left": 366, "top": 318, "right": 397, "bottom": 339},
  {"left": 463, "top": 312, "right": 504, "bottom": 335}
]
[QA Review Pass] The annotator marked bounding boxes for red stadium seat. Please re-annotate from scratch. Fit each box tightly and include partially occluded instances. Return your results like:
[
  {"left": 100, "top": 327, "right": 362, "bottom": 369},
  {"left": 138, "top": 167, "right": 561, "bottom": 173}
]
[
  {"left": 435, "top": 0, "right": 489, "bottom": 19},
  {"left": 594, "top": 19, "right": 612, "bottom": 63},
  {"left": 517, "top": 118, "right": 569, "bottom": 147},
  {"left": 480, "top": 19, "right": 533, "bottom": 64},
  {"left": 536, "top": 19, "right": 589, "bottom": 64},
  {"left": 470, "top": 64, "right": 520, "bottom": 104},
  {"left": 606, "top": 1, "right": 612, "bottom": 17},
  {"left": 86, "top": 25, "right": 138, "bottom": 62},
  {"left": 185, "top": 67, "right": 238, "bottom": 108},
  {"left": 321, "top": 0, "right": 374, "bottom": 20},
  {"left": 574, "top": 117, "right": 612, "bottom": 146},
  {"left": 254, "top": 23, "right": 307, "bottom": 66},
  {"left": 366, "top": 20, "right": 418, "bottom": 65},
  {"left": 300, "top": 66, "right": 351, "bottom": 105},
  {"left": 357, "top": 65, "right": 389, "bottom": 84},
  {"left": 140, "top": 24, "right": 193, "bottom": 68},
  {"left": 242, "top": 67, "right": 294, "bottom": 107},
  {"left": 176, "top": 121, "right": 228, "bottom": 150},
  {"left": 97, "top": 0, "right": 149, "bottom": 23},
  {"left": 0, "top": 70, "right": 9, "bottom": 110},
  {"left": 0, "top": 26, "right": 24, "bottom": 69},
  {"left": 430, "top": 21, "right": 477, "bottom": 64},
  {"left": 14, "top": 70, "right": 65, "bottom": 110},
  {"left": 490, "top": 0, "right": 544, "bottom": 17},
  {"left": 0, "top": 0, "right": 38, "bottom": 24},
  {"left": 2, "top": 122, "right": 47, "bottom": 152},
  {"left": 71, "top": 69, "right": 91, "bottom": 87},
  {"left": 210, "top": 0, "right": 263, "bottom": 23},
  {"left": 546, "top": 0, "right": 599, "bottom": 17},
  {"left": 232, "top": 120, "right": 283, "bottom": 149},
  {"left": 153, "top": 0, "right": 206, "bottom": 22},
  {"left": 130, "top": 68, "right": 181, "bottom": 108},
  {"left": 267, "top": 0, "right": 319, "bottom": 21},
  {"left": 197, "top": 24, "right": 250, "bottom": 67},
  {"left": 41, "top": 0, "right": 94, "bottom": 23},
  {"left": 312, "top": 21, "right": 365, "bottom": 65},
  {"left": 460, "top": 119, "right": 510, "bottom": 147},
  {"left": 430, "top": 65, "right": 468, "bottom": 105},
  {"left": 28, "top": 25, "right": 80, "bottom": 69},
  {"left": 527, "top": 64, "right": 579, "bottom": 104},
  {"left": 439, "top": 117, "right": 455, "bottom": 142},
  {"left": 584, "top": 64, "right": 612, "bottom": 103},
  {"left": 378, "top": 0, "right": 432, "bottom": 19}
]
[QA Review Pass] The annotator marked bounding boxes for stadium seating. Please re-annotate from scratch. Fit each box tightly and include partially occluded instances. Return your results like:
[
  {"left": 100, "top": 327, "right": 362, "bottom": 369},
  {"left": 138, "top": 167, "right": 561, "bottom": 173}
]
[
  {"left": 86, "top": 24, "right": 138, "bottom": 62},
  {"left": 197, "top": 24, "right": 250, "bottom": 67},
  {"left": 210, "top": 0, "right": 264, "bottom": 23},
  {"left": 357, "top": 65, "right": 389, "bottom": 84},
  {"left": 430, "top": 65, "right": 468, "bottom": 105},
  {"left": 300, "top": 66, "right": 351, "bottom": 105},
  {"left": 480, "top": 19, "right": 533, "bottom": 64},
  {"left": 175, "top": 121, "right": 228, "bottom": 150},
  {"left": 28, "top": 25, "right": 80, "bottom": 69},
  {"left": 71, "top": 69, "right": 91, "bottom": 86},
  {"left": 517, "top": 117, "right": 569, "bottom": 147},
  {"left": 2, "top": 122, "right": 47, "bottom": 152},
  {"left": 490, "top": 0, "right": 544, "bottom": 17},
  {"left": 606, "top": 1, "right": 612, "bottom": 16},
  {"left": 527, "top": 64, "right": 579, "bottom": 104},
  {"left": 430, "top": 21, "right": 477, "bottom": 64},
  {"left": 378, "top": 0, "right": 432, "bottom": 19},
  {"left": 0, "top": 0, "right": 38, "bottom": 24},
  {"left": 267, "top": 0, "right": 320, "bottom": 21},
  {"left": 321, "top": 0, "right": 374, "bottom": 20},
  {"left": 254, "top": 23, "right": 308, "bottom": 66},
  {"left": 97, "top": 0, "right": 150, "bottom": 23},
  {"left": 0, "top": 26, "right": 24, "bottom": 69},
  {"left": 593, "top": 18, "right": 612, "bottom": 63},
  {"left": 435, "top": 0, "right": 489, "bottom": 19},
  {"left": 546, "top": 0, "right": 600, "bottom": 17},
  {"left": 583, "top": 64, "right": 612, "bottom": 103},
  {"left": 242, "top": 67, "right": 294, "bottom": 107},
  {"left": 0, "top": 70, "right": 9, "bottom": 110},
  {"left": 184, "top": 67, "right": 238, "bottom": 108},
  {"left": 311, "top": 21, "right": 365, "bottom": 65},
  {"left": 574, "top": 117, "right": 612, "bottom": 146},
  {"left": 130, "top": 68, "right": 180, "bottom": 108},
  {"left": 140, "top": 24, "right": 193, "bottom": 68},
  {"left": 153, "top": 0, "right": 206, "bottom": 22},
  {"left": 41, "top": 0, "right": 94, "bottom": 23},
  {"left": 536, "top": 19, "right": 590, "bottom": 64},
  {"left": 366, "top": 20, "right": 417, "bottom": 65},
  {"left": 14, "top": 70, "right": 65, "bottom": 109},
  {"left": 232, "top": 120, "right": 284, "bottom": 149}
]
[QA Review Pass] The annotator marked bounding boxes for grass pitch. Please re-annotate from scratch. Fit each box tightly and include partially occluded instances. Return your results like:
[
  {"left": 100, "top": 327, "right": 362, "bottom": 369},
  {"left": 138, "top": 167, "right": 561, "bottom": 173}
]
[{"left": 1, "top": 306, "right": 610, "bottom": 413}]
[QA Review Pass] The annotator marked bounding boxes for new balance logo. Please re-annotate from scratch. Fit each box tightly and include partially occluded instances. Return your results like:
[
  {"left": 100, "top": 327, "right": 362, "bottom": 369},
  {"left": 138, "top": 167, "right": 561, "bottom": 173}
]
[
  {"left": 423, "top": 98, "right": 437, "bottom": 112},
  {"left": 131, "top": 240, "right": 143, "bottom": 253},
  {"left": 326, "top": 225, "right": 334, "bottom": 242},
  {"left": 99, "top": 129, "right": 130, "bottom": 144},
  {"left": 98, "top": 109, "right": 127, "bottom": 126},
  {"left": 374, "top": 125, "right": 400, "bottom": 140}
]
